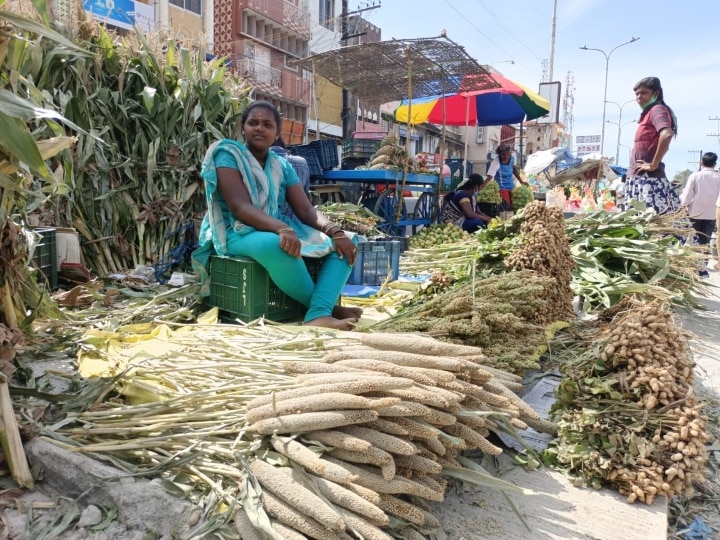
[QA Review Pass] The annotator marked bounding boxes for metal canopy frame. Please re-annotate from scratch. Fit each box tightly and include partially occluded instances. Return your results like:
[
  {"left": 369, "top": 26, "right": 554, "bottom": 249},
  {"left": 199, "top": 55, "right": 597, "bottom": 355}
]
[{"left": 295, "top": 33, "right": 499, "bottom": 106}]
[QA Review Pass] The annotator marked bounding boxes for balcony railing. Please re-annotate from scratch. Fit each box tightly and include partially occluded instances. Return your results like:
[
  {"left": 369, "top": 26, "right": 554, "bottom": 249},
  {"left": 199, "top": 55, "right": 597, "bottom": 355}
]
[
  {"left": 239, "top": 0, "right": 311, "bottom": 39},
  {"left": 240, "top": 58, "right": 282, "bottom": 91}
]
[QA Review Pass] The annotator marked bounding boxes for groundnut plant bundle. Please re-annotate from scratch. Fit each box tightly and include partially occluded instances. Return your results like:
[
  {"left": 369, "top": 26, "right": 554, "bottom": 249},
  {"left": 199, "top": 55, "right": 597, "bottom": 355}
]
[
  {"left": 504, "top": 201, "right": 576, "bottom": 324},
  {"left": 544, "top": 297, "right": 708, "bottom": 505},
  {"left": 244, "top": 332, "right": 539, "bottom": 539}
]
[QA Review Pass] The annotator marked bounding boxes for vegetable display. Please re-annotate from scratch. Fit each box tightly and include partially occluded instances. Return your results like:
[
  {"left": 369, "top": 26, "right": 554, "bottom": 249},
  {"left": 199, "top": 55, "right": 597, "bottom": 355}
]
[
  {"left": 504, "top": 201, "right": 576, "bottom": 324},
  {"left": 407, "top": 223, "right": 469, "bottom": 249},
  {"left": 476, "top": 180, "right": 502, "bottom": 204},
  {"left": 545, "top": 298, "right": 708, "bottom": 505},
  {"left": 510, "top": 185, "right": 534, "bottom": 210}
]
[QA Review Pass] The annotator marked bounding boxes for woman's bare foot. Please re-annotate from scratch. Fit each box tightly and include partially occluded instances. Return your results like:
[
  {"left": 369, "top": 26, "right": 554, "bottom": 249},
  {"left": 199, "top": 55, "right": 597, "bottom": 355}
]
[
  {"left": 332, "top": 305, "right": 363, "bottom": 321},
  {"left": 303, "top": 316, "right": 357, "bottom": 330}
]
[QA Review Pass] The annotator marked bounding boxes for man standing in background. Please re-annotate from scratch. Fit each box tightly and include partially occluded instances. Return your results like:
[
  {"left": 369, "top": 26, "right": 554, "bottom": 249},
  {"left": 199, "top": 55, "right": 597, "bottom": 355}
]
[{"left": 680, "top": 152, "right": 720, "bottom": 278}]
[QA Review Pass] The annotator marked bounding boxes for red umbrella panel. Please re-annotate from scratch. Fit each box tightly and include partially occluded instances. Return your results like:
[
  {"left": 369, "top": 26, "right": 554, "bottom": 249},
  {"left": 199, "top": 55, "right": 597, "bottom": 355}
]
[{"left": 394, "top": 72, "right": 550, "bottom": 127}]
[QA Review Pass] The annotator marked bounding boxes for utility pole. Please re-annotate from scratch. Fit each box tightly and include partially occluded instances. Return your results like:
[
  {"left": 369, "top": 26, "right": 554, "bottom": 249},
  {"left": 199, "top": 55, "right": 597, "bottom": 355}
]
[
  {"left": 341, "top": 0, "right": 350, "bottom": 139},
  {"left": 548, "top": 0, "right": 557, "bottom": 82},
  {"left": 340, "top": 1, "right": 380, "bottom": 139},
  {"left": 707, "top": 116, "right": 720, "bottom": 148},
  {"left": 688, "top": 149, "right": 703, "bottom": 170}
]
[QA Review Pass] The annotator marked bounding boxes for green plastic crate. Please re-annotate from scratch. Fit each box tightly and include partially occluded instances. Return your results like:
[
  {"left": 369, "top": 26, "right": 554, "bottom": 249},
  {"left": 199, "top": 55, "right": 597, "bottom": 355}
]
[
  {"left": 341, "top": 139, "right": 381, "bottom": 159},
  {"left": 31, "top": 228, "right": 58, "bottom": 290},
  {"left": 207, "top": 256, "right": 321, "bottom": 323}
]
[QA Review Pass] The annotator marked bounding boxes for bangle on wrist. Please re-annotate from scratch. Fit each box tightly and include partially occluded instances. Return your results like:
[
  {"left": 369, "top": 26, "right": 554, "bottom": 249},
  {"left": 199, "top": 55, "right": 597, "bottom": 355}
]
[
  {"left": 277, "top": 227, "right": 294, "bottom": 234},
  {"left": 332, "top": 233, "right": 346, "bottom": 240}
]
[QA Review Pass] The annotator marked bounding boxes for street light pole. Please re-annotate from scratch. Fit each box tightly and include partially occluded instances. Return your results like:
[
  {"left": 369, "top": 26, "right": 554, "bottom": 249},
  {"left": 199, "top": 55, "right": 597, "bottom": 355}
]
[
  {"left": 580, "top": 37, "right": 640, "bottom": 157},
  {"left": 605, "top": 99, "right": 636, "bottom": 163},
  {"left": 606, "top": 119, "right": 636, "bottom": 164}
]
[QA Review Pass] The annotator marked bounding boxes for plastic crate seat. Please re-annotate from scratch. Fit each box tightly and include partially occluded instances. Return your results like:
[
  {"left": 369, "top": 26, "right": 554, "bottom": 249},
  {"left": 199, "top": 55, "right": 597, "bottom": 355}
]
[
  {"left": 207, "top": 256, "right": 322, "bottom": 323},
  {"left": 348, "top": 240, "right": 401, "bottom": 286}
]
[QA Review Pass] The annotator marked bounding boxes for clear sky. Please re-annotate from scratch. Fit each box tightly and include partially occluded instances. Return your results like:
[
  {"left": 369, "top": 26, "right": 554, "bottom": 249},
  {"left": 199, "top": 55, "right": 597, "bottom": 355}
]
[{"left": 359, "top": 0, "right": 720, "bottom": 176}]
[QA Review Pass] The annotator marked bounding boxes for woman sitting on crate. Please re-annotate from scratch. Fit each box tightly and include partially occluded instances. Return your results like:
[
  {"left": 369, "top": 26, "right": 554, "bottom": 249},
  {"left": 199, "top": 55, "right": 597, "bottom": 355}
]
[
  {"left": 439, "top": 173, "right": 493, "bottom": 233},
  {"left": 192, "top": 100, "right": 362, "bottom": 330}
]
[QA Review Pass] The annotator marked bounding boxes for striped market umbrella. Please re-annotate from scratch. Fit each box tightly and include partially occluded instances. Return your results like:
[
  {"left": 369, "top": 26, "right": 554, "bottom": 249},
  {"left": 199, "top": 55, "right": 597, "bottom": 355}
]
[{"left": 394, "top": 72, "right": 550, "bottom": 127}]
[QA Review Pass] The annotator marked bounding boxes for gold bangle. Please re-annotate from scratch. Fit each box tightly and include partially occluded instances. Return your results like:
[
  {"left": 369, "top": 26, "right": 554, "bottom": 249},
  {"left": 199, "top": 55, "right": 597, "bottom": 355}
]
[
  {"left": 277, "top": 227, "right": 294, "bottom": 234},
  {"left": 322, "top": 223, "right": 338, "bottom": 234},
  {"left": 332, "top": 233, "right": 347, "bottom": 240}
]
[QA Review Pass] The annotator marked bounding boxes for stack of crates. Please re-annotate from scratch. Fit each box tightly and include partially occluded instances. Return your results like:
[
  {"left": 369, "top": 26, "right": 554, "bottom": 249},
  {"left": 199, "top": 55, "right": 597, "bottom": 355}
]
[
  {"left": 207, "top": 256, "right": 321, "bottom": 323},
  {"left": 308, "top": 140, "right": 339, "bottom": 170},
  {"left": 31, "top": 227, "right": 58, "bottom": 290},
  {"left": 341, "top": 139, "right": 381, "bottom": 160},
  {"left": 348, "top": 240, "right": 401, "bottom": 286},
  {"left": 287, "top": 145, "right": 323, "bottom": 178}
]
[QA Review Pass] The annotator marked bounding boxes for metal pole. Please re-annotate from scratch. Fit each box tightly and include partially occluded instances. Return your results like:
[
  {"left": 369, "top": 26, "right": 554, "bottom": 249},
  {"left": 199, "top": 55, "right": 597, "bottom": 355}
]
[
  {"left": 340, "top": 0, "right": 350, "bottom": 139},
  {"left": 606, "top": 99, "right": 635, "bottom": 164},
  {"left": 600, "top": 56, "right": 609, "bottom": 157},
  {"left": 548, "top": 0, "right": 557, "bottom": 82},
  {"left": 580, "top": 38, "right": 639, "bottom": 157}
]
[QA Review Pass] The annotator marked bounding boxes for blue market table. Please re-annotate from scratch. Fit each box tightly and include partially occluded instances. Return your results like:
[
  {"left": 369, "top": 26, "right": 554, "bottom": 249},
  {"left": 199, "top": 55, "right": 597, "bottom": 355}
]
[{"left": 322, "top": 170, "right": 439, "bottom": 236}]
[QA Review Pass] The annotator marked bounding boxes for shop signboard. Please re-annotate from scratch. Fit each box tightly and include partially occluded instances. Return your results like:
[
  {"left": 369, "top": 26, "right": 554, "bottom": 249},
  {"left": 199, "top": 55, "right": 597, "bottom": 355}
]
[
  {"left": 576, "top": 134, "right": 600, "bottom": 157},
  {"left": 83, "top": 0, "right": 155, "bottom": 32}
]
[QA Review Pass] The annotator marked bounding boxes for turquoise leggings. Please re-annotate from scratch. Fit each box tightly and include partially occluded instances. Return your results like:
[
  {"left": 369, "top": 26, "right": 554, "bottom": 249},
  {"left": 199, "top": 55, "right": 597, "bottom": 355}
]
[{"left": 225, "top": 231, "right": 355, "bottom": 322}]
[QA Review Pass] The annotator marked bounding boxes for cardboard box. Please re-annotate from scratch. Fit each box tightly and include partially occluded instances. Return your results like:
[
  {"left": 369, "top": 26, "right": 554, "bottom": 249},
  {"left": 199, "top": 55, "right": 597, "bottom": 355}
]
[{"left": 56, "top": 228, "right": 83, "bottom": 269}]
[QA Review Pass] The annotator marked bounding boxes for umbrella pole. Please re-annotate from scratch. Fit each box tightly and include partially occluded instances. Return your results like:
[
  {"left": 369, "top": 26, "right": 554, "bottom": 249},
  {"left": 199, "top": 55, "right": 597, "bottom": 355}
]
[
  {"left": 463, "top": 96, "right": 470, "bottom": 179},
  {"left": 439, "top": 68, "right": 447, "bottom": 222},
  {"left": 396, "top": 46, "right": 412, "bottom": 230}
]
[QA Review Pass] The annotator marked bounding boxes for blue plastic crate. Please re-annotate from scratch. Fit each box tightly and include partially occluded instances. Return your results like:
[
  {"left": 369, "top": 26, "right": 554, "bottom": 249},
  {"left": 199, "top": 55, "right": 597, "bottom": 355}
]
[
  {"left": 309, "top": 140, "right": 339, "bottom": 170},
  {"left": 446, "top": 158, "right": 473, "bottom": 178},
  {"left": 348, "top": 240, "right": 400, "bottom": 286},
  {"left": 288, "top": 144, "right": 323, "bottom": 177}
]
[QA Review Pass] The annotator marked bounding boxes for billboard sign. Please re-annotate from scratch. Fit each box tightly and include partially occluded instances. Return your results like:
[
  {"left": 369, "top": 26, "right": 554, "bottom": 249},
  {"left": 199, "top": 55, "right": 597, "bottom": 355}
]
[
  {"left": 83, "top": 0, "right": 155, "bottom": 32},
  {"left": 537, "top": 81, "right": 561, "bottom": 125}
]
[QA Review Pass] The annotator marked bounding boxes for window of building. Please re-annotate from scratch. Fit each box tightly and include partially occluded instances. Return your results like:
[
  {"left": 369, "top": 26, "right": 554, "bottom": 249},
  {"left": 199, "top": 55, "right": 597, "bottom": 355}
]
[
  {"left": 169, "top": 0, "right": 201, "bottom": 15},
  {"left": 319, "top": 0, "right": 335, "bottom": 30}
]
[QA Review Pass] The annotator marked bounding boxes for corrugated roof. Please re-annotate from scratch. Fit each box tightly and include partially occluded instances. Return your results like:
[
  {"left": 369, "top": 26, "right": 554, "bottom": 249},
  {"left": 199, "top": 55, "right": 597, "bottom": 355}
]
[{"left": 294, "top": 34, "right": 499, "bottom": 105}]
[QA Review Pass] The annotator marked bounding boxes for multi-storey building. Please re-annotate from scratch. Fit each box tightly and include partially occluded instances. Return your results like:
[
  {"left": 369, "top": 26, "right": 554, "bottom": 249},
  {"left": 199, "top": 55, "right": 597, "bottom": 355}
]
[{"left": 213, "top": 0, "right": 312, "bottom": 134}]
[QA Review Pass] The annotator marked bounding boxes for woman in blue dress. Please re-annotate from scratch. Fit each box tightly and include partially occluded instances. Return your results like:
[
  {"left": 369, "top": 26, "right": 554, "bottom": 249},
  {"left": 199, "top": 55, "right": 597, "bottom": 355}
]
[
  {"left": 192, "top": 101, "right": 361, "bottom": 330},
  {"left": 440, "top": 173, "right": 493, "bottom": 233},
  {"left": 486, "top": 143, "right": 528, "bottom": 208}
]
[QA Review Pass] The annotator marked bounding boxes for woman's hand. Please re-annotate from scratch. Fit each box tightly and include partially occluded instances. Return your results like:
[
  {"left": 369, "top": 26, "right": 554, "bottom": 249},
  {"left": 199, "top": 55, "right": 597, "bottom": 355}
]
[
  {"left": 333, "top": 234, "right": 357, "bottom": 266},
  {"left": 278, "top": 229, "right": 301, "bottom": 258},
  {"left": 634, "top": 160, "right": 657, "bottom": 174}
]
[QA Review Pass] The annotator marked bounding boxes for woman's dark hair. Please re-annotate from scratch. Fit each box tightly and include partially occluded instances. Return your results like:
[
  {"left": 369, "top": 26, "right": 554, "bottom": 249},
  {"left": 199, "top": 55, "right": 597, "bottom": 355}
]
[
  {"left": 463, "top": 173, "right": 486, "bottom": 189},
  {"left": 443, "top": 173, "right": 486, "bottom": 204},
  {"left": 633, "top": 76, "right": 677, "bottom": 136},
  {"left": 241, "top": 100, "right": 282, "bottom": 130},
  {"left": 497, "top": 143, "right": 512, "bottom": 154}
]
